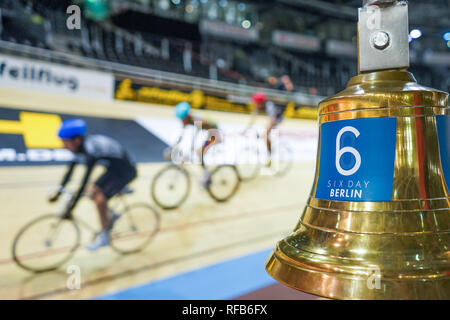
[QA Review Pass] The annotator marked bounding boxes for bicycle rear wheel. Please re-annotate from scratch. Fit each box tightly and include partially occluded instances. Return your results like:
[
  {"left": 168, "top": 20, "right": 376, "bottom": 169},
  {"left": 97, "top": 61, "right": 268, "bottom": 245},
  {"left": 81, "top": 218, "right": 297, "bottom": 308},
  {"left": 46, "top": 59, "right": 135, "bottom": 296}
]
[
  {"left": 110, "top": 203, "right": 160, "bottom": 254},
  {"left": 12, "top": 214, "right": 80, "bottom": 273},
  {"left": 207, "top": 165, "right": 240, "bottom": 202},
  {"left": 151, "top": 164, "right": 191, "bottom": 210}
]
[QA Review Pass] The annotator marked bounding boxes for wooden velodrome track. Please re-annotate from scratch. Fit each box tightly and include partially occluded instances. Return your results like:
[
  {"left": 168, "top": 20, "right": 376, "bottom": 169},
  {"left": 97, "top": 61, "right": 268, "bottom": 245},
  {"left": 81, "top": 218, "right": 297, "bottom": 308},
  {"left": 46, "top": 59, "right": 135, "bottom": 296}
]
[{"left": 0, "top": 87, "right": 317, "bottom": 300}]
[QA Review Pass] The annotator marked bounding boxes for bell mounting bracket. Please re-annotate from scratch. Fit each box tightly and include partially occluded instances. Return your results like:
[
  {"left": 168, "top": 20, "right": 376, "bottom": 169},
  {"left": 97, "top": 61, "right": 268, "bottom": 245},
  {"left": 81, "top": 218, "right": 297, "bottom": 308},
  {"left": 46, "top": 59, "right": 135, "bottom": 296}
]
[{"left": 358, "top": 0, "right": 410, "bottom": 72}]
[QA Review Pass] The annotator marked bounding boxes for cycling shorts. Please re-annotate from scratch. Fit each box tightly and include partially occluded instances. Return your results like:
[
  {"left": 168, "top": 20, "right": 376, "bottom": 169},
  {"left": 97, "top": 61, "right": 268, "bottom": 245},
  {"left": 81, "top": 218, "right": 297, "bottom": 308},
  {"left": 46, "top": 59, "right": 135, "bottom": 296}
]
[{"left": 95, "top": 165, "right": 137, "bottom": 199}]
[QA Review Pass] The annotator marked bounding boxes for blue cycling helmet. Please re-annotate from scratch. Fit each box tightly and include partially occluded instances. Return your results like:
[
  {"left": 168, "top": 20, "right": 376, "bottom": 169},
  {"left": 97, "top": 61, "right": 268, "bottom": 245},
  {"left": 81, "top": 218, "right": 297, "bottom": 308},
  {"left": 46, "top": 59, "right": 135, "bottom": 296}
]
[
  {"left": 57, "top": 119, "right": 87, "bottom": 139},
  {"left": 175, "top": 102, "right": 191, "bottom": 119}
]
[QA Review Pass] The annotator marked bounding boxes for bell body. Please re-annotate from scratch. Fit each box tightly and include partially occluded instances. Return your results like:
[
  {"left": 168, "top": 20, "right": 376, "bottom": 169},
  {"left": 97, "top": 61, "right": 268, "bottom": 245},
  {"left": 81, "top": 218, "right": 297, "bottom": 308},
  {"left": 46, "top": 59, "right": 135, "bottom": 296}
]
[{"left": 266, "top": 70, "right": 450, "bottom": 299}]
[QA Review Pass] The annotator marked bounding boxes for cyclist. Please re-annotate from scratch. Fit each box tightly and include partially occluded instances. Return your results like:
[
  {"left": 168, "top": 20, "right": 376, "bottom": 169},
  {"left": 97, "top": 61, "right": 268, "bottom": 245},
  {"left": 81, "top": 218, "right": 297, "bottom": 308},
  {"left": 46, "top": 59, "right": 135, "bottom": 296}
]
[
  {"left": 174, "top": 102, "right": 222, "bottom": 165},
  {"left": 173, "top": 102, "right": 222, "bottom": 187},
  {"left": 48, "top": 119, "right": 137, "bottom": 251},
  {"left": 246, "top": 92, "right": 286, "bottom": 162}
]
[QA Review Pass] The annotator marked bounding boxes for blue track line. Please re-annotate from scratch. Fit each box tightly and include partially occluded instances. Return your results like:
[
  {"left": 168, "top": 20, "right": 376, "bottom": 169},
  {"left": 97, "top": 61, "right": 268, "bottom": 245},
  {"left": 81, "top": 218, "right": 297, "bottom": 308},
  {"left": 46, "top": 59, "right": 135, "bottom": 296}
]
[{"left": 95, "top": 248, "right": 276, "bottom": 300}]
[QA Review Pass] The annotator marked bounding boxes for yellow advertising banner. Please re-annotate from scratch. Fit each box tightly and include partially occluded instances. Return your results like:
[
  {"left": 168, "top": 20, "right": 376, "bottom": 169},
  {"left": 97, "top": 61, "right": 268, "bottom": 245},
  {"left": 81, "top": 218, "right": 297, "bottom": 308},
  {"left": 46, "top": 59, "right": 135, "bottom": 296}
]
[{"left": 115, "top": 78, "right": 318, "bottom": 120}]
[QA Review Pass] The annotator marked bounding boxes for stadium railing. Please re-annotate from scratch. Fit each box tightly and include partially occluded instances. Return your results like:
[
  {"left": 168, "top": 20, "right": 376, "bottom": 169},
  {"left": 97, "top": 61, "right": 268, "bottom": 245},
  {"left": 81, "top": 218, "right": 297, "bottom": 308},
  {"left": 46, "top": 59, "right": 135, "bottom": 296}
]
[{"left": 0, "top": 39, "right": 324, "bottom": 108}]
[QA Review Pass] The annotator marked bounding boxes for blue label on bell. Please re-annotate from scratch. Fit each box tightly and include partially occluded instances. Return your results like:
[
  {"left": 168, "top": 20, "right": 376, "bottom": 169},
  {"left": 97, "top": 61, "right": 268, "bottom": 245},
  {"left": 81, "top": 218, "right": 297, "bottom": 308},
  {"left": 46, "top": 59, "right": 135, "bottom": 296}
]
[
  {"left": 436, "top": 115, "right": 450, "bottom": 191},
  {"left": 315, "top": 117, "right": 397, "bottom": 201}
]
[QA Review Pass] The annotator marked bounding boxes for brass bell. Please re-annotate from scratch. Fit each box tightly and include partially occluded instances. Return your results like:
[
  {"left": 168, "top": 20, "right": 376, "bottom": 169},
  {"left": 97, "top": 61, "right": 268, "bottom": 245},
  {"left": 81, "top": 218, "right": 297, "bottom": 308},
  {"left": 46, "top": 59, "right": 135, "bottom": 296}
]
[{"left": 266, "top": 0, "right": 450, "bottom": 299}]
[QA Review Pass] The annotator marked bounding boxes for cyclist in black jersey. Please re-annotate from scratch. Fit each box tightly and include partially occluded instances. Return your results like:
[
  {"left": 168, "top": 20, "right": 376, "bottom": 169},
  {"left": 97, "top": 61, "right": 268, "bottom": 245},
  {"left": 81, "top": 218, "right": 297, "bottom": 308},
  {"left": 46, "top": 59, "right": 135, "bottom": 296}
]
[{"left": 48, "top": 119, "right": 137, "bottom": 251}]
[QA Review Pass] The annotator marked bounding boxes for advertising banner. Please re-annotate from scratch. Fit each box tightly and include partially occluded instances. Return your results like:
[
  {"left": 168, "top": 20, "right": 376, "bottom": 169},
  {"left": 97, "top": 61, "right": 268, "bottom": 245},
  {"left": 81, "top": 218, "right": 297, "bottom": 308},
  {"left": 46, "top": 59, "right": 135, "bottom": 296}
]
[
  {"left": 0, "top": 54, "right": 114, "bottom": 100},
  {"left": 114, "top": 78, "right": 318, "bottom": 120},
  {"left": 199, "top": 20, "right": 259, "bottom": 42},
  {"left": 0, "top": 106, "right": 318, "bottom": 167},
  {"left": 272, "top": 30, "right": 320, "bottom": 52},
  {"left": 0, "top": 107, "right": 167, "bottom": 166}
]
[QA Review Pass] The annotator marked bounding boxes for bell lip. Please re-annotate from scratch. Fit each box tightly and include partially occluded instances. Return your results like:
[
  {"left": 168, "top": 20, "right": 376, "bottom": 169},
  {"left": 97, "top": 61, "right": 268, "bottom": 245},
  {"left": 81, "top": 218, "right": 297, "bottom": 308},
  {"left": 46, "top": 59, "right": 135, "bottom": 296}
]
[
  {"left": 265, "top": 247, "right": 363, "bottom": 300},
  {"left": 265, "top": 251, "right": 334, "bottom": 300},
  {"left": 265, "top": 244, "right": 450, "bottom": 300}
]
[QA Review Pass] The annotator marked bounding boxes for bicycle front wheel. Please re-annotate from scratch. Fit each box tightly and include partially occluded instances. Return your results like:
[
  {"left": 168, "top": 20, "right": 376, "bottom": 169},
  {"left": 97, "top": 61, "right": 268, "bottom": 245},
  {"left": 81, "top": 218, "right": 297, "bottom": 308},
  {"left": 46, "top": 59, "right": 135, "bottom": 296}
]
[
  {"left": 151, "top": 164, "right": 191, "bottom": 210},
  {"left": 110, "top": 203, "right": 160, "bottom": 254},
  {"left": 12, "top": 214, "right": 80, "bottom": 273},
  {"left": 207, "top": 165, "right": 240, "bottom": 202}
]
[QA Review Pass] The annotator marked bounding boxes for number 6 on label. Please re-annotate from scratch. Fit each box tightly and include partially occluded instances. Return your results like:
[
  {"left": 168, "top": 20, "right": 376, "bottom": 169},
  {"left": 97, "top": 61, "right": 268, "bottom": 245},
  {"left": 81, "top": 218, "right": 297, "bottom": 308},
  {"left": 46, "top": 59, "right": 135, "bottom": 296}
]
[{"left": 336, "top": 126, "right": 361, "bottom": 176}]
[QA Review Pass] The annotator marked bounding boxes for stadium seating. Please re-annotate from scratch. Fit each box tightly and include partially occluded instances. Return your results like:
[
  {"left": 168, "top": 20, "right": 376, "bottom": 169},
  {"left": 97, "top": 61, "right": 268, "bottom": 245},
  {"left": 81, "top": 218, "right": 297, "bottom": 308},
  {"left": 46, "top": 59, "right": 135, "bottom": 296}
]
[{"left": 0, "top": 0, "right": 448, "bottom": 95}]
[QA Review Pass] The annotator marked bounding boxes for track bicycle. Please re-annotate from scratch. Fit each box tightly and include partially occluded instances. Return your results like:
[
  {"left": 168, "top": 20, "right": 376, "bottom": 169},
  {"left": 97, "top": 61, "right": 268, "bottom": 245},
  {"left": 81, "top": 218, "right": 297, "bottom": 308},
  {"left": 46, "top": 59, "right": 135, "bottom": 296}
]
[
  {"left": 151, "top": 142, "right": 241, "bottom": 210},
  {"left": 12, "top": 187, "right": 160, "bottom": 273},
  {"left": 232, "top": 128, "right": 294, "bottom": 181}
]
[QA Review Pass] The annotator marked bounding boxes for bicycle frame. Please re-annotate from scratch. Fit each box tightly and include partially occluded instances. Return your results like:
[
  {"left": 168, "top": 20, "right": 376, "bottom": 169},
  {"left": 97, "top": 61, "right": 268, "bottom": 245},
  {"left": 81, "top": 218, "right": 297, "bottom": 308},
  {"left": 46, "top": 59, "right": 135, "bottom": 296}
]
[
  {"left": 172, "top": 124, "right": 222, "bottom": 166},
  {"left": 239, "top": 127, "right": 293, "bottom": 176},
  {"left": 56, "top": 188, "right": 130, "bottom": 236}
]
